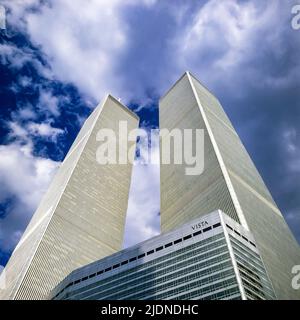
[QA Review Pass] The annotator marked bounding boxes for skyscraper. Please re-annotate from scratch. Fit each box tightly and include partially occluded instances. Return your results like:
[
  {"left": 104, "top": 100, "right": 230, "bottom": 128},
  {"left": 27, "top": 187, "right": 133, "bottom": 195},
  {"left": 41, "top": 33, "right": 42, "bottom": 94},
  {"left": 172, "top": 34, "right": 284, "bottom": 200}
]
[
  {"left": 0, "top": 95, "right": 139, "bottom": 300},
  {"left": 160, "top": 72, "right": 300, "bottom": 299}
]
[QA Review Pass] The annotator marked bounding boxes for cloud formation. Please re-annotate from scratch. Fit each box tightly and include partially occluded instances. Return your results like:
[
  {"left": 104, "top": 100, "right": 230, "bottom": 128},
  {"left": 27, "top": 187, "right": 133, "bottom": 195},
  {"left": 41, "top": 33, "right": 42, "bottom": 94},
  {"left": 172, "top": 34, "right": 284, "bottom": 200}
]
[
  {"left": 124, "top": 130, "right": 160, "bottom": 247},
  {"left": 0, "top": 142, "right": 59, "bottom": 252},
  {"left": 3, "top": 0, "right": 159, "bottom": 101}
]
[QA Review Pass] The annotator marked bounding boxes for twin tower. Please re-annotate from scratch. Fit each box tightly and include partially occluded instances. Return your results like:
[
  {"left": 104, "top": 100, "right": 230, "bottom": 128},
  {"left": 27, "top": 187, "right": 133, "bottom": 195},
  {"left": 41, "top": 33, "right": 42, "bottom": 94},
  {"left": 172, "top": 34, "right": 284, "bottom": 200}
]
[{"left": 1, "top": 72, "right": 299, "bottom": 300}]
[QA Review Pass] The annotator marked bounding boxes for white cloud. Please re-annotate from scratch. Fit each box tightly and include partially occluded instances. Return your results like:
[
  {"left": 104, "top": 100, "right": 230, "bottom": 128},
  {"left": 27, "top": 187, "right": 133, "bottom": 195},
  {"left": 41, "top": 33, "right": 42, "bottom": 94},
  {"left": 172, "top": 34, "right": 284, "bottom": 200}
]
[
  {"left": 283, "top": 128, "right": 300, "bottom": 173},
  {"left": 37, "top": 90, "right": 60, "bottom": 117},
  {"left": 1, "top": 0, "right": 40, "bottom": 26},
  {"left": 173, "top": 0, "right": 297, "bottom": 92},
  {"left": 0, "top": 142, "right": 60, "bottom": 251},
  {"left": 7, "top": 121, "right": 28, "bottom": 140},
  {"left": 178, "top": 0, "right": 255, "bottom": 63},
  {"left": 123, "top": 131, "right": 160, "bottom": 247},
  {"left": 18, "top": 75, "right": 32, "bottom": 87},
  {"left": 27, "top": 122, "right": 65, "bottom": 141},
  {"left": 3, "top": 0, "right": 297, "bottom": 99},
  {"left": 22, "top": 0, "right": 132, "bottom": 101},
  {"left": 0, "top": 43, "right": 51, "bottom": 79},
  {"left": 0, "top": 43, "right": 30, "bottom": 68},
  {"left": 4, "top": 0, "right": 158, "bottom": 102},
  {"left": 7, "top": 120, "right": 64, "bottom": 143},
  {"left": 123, "top": 163, "right": 160, "bottom": 248},
  {"left": 11, "top": 106, "right": 37, "bottom": 121},
  {"left": 11, "top": 86, "right": 62, "bottom": 119},
  {"left": 10, "top": 75, "right": 34, "bottom": 95}
]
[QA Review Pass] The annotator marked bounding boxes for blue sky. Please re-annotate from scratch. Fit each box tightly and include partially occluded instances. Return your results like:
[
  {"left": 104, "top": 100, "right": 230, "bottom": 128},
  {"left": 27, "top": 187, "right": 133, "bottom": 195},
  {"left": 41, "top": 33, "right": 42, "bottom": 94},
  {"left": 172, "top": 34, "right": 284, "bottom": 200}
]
[{"left": 0, "top": 0, "right": 299, "bottom": 271}]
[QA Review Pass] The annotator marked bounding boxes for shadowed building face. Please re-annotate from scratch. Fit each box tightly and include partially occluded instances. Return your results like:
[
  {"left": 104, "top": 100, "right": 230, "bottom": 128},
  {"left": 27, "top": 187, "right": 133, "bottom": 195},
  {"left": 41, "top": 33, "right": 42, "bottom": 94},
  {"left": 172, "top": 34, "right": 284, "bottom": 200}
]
[
  {"left": 0, "top": 95, "right": 139, "bottom": 300},
  {"left": 159, "top": 72, "right": 300, "bottom": 299}
]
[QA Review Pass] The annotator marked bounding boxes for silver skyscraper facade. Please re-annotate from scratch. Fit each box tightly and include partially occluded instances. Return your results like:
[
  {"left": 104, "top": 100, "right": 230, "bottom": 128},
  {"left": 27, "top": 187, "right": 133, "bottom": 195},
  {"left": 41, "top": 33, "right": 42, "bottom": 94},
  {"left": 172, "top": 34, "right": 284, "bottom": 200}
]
[
  {"left": 0, "top": 95, "right": 139, "bottom": 300},
  {"left": 160, "top": 72, "right": 300, "bottom": 299}
]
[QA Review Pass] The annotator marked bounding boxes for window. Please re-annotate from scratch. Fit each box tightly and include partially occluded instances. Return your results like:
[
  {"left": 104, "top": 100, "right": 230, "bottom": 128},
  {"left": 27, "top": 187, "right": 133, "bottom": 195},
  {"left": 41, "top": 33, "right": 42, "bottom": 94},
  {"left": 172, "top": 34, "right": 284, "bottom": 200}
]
[
  {"left": 249, "top": 241, "right": 256, "bottom": 247},
  {"left": 226, "top": 224, "right": 233, "bottom": 231},
  {"left": 174, "top": 238, "right": 182, "bottom": 244},
  {"left": 213, "top": 223, "right": 221, "bottom": 228},
  {"left": 82, "top": 276, "right": 88, "bottom": 281},
  {"left": 183, "top": 234, "right": 192, "bottom": 240},
  {"left": 147, "top": 250, "right": 154, "bottom": 255},
  {"left": 74, "top": 279, "right": 80, "bottom": 284},
  {"left": 165, "top": 242, "right": 172, "bottom": 248},
  {"left": 121, "top": 260, "right": 128, "bottom": 265},
  {"left": 105, "top": 267, "right": 112, "bottom": 272},
  {"left": 203, "top": 226, "right": 212, "bottom": 233},
  {"left": 242, "top": 236, "right": 248, "bottom": 242},
  {"left": 113, "top": 264, "right": 120, "bottom": 269},
  {"left": 97, "top": 270, "right": 103, "bottom": 275},
  {"left": 129, "top": 257, "right": 137, "bottom": 262},
  {"left": 156, "top": 246, "right": 163, "bottom": 252},
  {"left": 193, "top": 230, "right": 202, "bottom": 236},
  {"left": 89, "top": 273, "right": 96, "bottom": 278},
  {"left": 138, "top": 253, "right": 145, "bottom": 259}
]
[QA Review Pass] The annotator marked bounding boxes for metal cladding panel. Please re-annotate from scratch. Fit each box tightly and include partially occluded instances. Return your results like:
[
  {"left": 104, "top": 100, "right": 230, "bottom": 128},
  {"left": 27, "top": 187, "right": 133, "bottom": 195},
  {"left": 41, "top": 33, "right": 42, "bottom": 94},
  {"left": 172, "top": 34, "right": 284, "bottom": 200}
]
[
  {"left": 160, "top": 74, "right": 239, "bottom": 233},
  {"left": 0, "top": 95, "right": 139, "bottom": 300}
]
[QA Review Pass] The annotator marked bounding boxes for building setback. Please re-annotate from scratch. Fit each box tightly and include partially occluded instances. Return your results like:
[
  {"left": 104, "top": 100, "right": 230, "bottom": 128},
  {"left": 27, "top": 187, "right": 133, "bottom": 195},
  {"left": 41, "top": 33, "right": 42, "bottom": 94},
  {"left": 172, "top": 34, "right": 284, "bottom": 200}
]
[
  {"left": 159, "top": 72, "right": 300, "bottom": 299},
  {"left": 0, "top": 95, "right": 139, "bottom": 300},
  {"left": 51, "top": 210, "right": 276, "bottom": 300}
]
